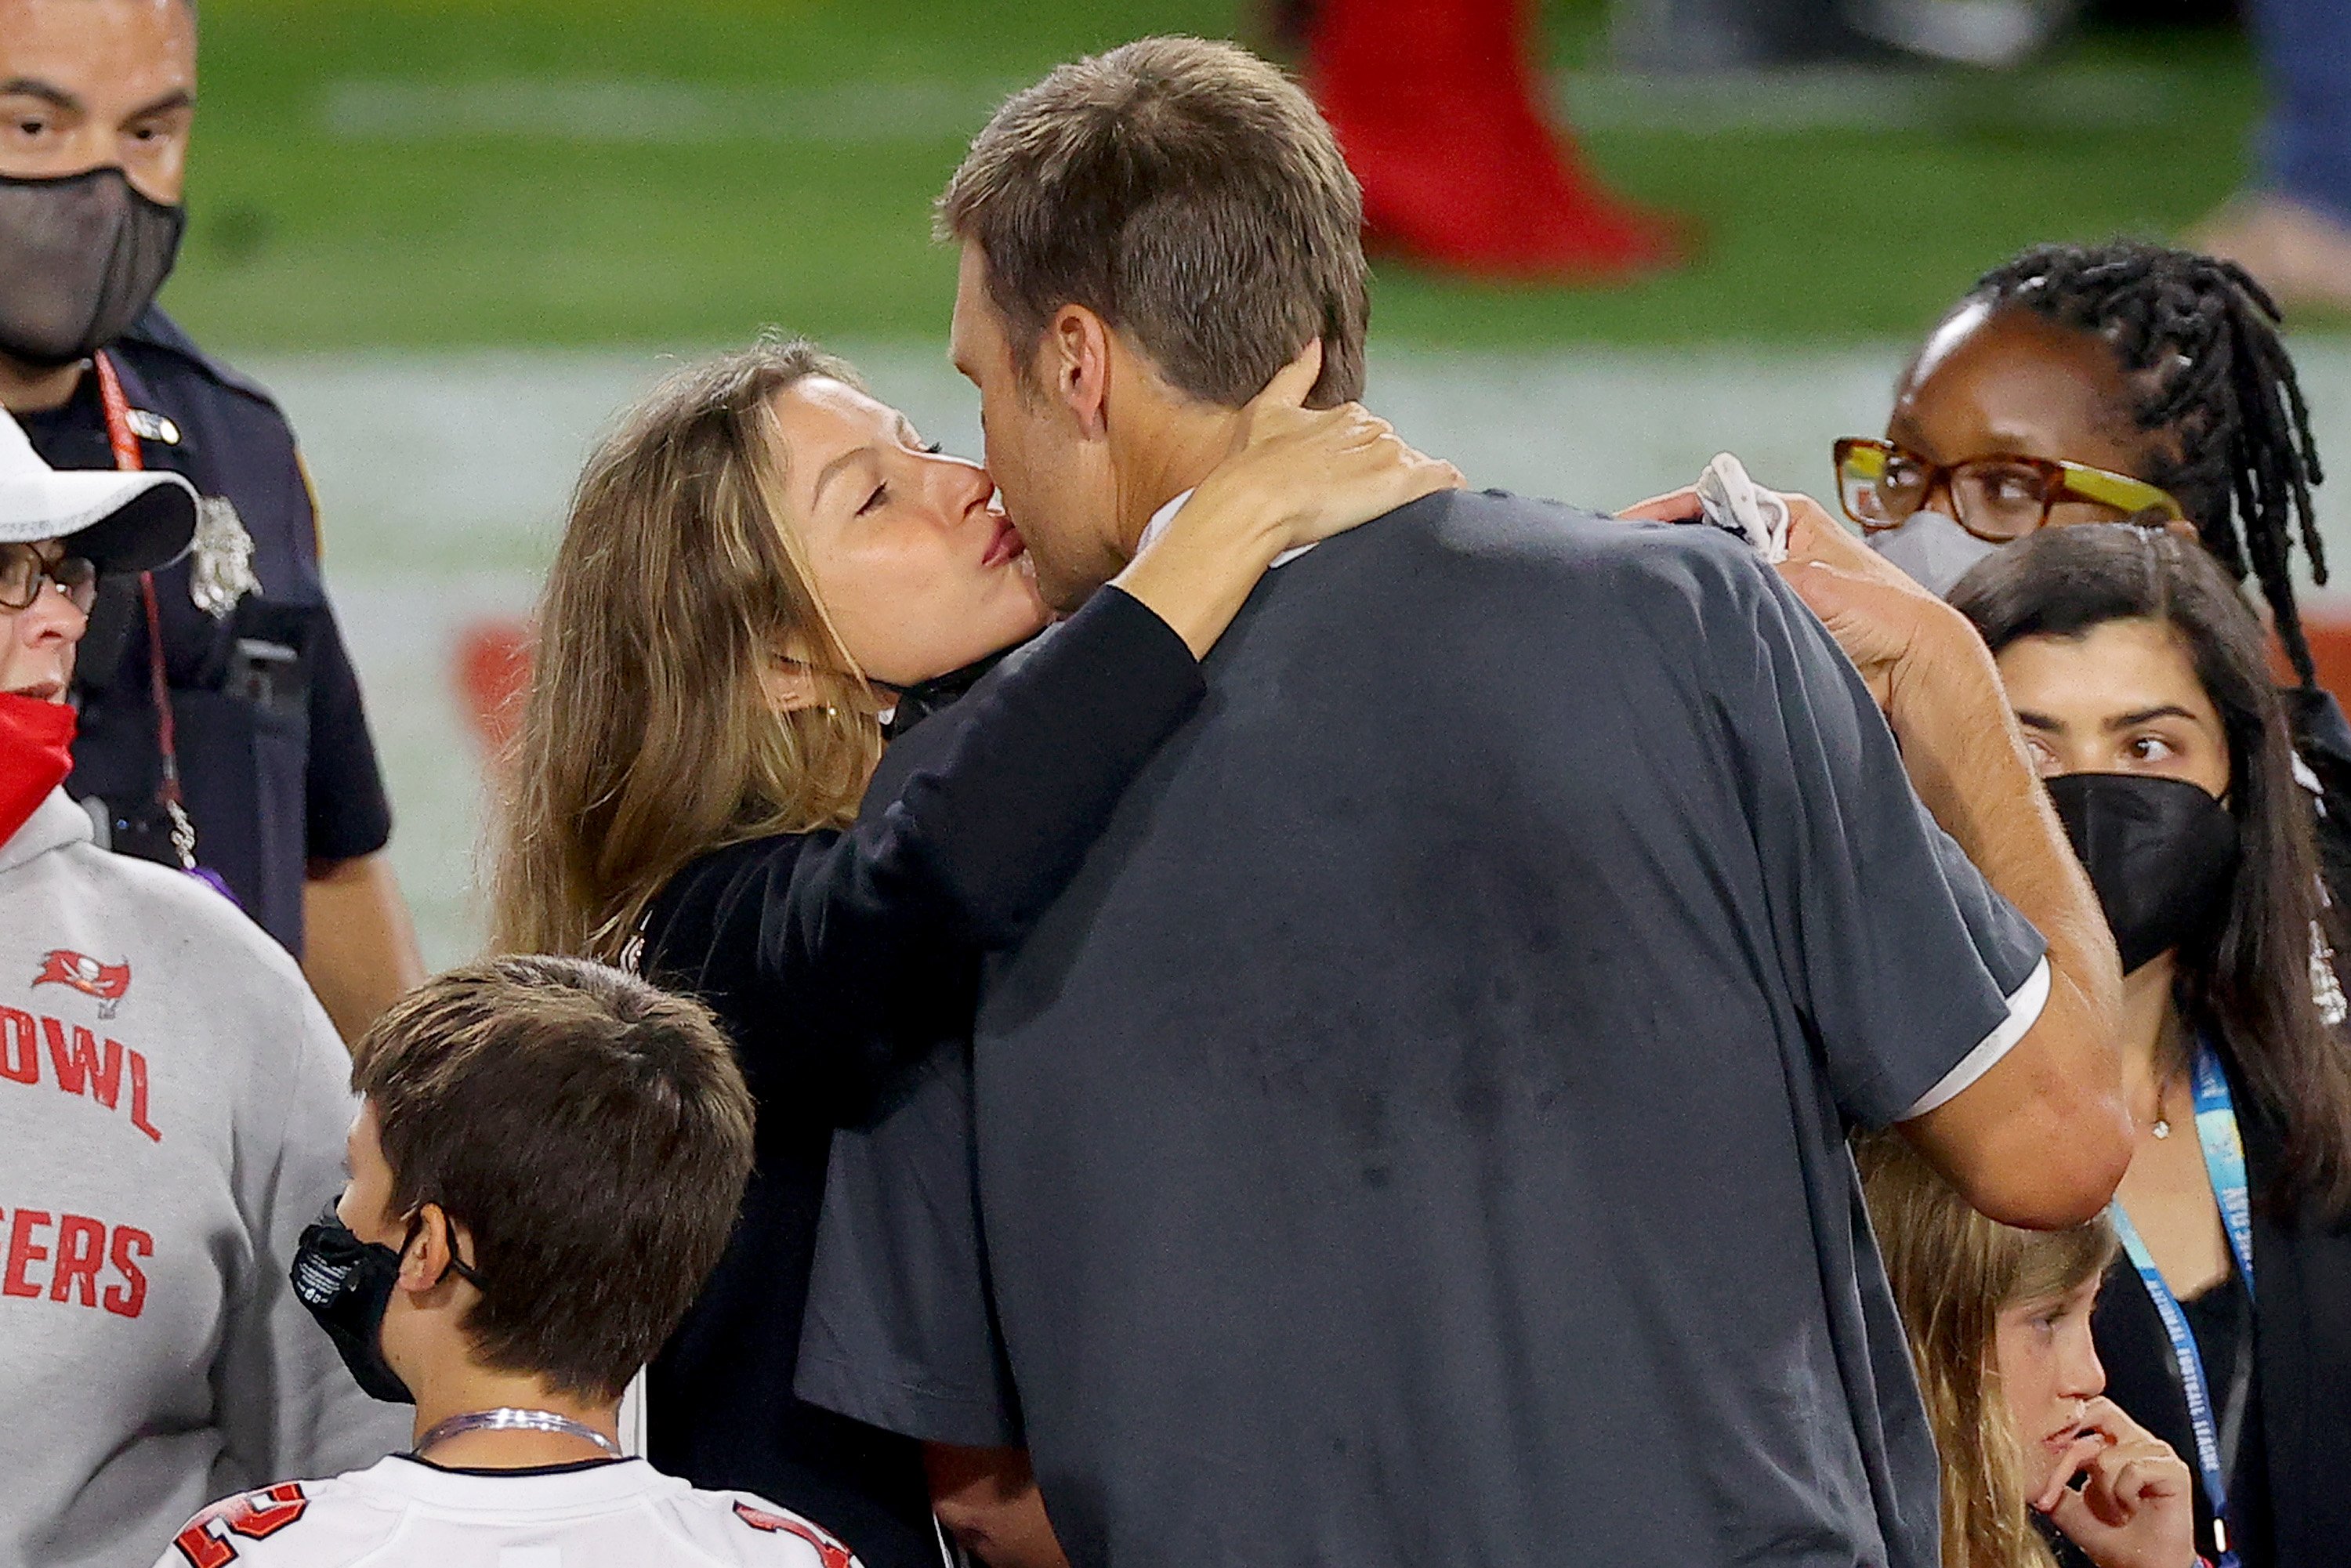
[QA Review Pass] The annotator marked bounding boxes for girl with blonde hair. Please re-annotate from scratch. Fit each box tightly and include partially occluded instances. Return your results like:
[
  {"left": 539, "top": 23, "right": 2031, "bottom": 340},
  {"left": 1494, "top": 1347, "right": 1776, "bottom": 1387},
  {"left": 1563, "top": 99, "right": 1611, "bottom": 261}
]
[
  {"left": 492, "top": 335, "right": 1454, "bottom": 1567},
  {"left": 1860, "top": 1135, "right": 2197, "bottom": 1568}
]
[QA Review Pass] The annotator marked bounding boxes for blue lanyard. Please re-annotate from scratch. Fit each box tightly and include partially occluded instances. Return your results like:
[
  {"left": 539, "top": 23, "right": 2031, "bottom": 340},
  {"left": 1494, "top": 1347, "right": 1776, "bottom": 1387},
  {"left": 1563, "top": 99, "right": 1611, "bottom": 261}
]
[{"left": 2110, "top": 1039, "right": 2255, "bottom": 1567}]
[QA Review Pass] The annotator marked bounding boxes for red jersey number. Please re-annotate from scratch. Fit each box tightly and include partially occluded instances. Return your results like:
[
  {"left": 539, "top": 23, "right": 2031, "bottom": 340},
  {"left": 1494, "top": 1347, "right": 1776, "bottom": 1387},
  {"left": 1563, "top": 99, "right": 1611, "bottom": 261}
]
[
  {"left": 172, "top": 1484, "right": 310, "bottom": 1567},
  {"left": 734, "top": 1501, "right": 856, "bottom": 1568}
]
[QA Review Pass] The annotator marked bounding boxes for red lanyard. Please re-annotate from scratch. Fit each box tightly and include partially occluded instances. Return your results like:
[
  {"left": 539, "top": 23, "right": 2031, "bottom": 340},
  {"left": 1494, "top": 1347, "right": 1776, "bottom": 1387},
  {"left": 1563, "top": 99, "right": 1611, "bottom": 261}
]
[{"left": 90, "top": 352, "right": 197, "bottom": 870}]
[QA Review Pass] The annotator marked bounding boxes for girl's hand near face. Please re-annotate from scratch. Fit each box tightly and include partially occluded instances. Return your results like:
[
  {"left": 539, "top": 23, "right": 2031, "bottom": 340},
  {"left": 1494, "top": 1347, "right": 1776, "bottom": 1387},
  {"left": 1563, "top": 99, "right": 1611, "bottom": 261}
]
[
  {"left": 2034, "top": 1396, "right": 2198, "bottom": 1568},
  {"left": 1114, "top": 340, "right": 1462, "bottom": 659}
]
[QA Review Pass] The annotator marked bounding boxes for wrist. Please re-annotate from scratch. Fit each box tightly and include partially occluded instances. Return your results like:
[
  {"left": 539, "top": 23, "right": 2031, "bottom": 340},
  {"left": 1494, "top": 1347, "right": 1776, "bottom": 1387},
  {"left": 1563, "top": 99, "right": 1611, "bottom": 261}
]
[
  {"left": 1174, "top": 469, "right": 1294, "bottom": 563},
  {"left": 1882, "top": 603, "right": 2005, "bottom": 751}
]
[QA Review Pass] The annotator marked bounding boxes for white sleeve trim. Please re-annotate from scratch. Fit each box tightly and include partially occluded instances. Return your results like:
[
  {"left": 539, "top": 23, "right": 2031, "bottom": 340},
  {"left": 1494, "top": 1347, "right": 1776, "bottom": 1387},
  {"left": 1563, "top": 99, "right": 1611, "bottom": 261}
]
[{"left": 1898, "top": 954, "right": 2051, "bottom": 1121}]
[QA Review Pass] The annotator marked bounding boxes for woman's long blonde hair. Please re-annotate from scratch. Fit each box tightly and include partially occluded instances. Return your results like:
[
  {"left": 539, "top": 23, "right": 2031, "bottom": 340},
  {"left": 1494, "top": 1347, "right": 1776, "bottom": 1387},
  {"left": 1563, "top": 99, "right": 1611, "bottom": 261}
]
[
  {"left": 1856, "top": 1135, "right": 2118, "bottom": 1568},
  {"left": 491, "top": 339, "right": 886, "bottom": 961}
]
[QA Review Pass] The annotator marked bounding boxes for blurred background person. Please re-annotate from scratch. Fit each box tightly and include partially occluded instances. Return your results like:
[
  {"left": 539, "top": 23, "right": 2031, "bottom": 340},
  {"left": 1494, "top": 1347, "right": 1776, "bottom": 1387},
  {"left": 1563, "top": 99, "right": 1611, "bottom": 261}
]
[
  {"left": 1949, "top": 523, "right": 2351, "bottom": 1568},
  {"left": 0, "top": 0, "right": 422, "bottom": 1039},
  {"left": 1859, "top": 1134, "right": 2197, "bottom": 1568},
  {"left": 1837, "top": 241, "right": 2351, "bottom": 894},
  {"left": 0, "top": 409, "right": 404, "bottom": 1568},
  {"left": 1286, "top": 0, "right": 1690, "bottom": 278},
  {"left": 2191, "top": 0, "right": 2351, "bottom": 315},
  {"left": 491, "top": 339, "right": 1450, "bottom": 1568}
]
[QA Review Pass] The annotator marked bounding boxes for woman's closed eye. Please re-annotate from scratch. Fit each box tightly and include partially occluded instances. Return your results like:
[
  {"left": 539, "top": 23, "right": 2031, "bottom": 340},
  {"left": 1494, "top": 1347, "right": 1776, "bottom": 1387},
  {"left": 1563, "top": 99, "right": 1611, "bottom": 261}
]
[{"left": 857, "top": 482, "right": 890, "bottom": 517}]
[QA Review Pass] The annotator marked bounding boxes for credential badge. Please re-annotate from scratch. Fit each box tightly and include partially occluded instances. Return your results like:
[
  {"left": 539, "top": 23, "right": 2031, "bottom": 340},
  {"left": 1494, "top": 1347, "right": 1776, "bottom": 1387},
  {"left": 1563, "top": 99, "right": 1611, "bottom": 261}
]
[{"left": 190, "top": 496, "right": 260, "bottom": 619}]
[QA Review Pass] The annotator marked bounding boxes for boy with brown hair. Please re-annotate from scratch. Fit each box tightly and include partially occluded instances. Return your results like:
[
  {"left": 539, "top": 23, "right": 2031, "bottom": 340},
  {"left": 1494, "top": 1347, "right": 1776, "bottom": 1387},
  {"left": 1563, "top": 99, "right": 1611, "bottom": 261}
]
[{"left": 158, "top": 955, "right": 862, "bottom": 1568}]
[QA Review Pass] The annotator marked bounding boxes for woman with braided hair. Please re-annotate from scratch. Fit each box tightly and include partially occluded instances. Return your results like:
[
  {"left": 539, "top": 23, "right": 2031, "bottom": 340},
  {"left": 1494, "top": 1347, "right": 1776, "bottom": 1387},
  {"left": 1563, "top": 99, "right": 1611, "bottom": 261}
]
[{"left": 1836, "top": 239, "right": 2351, "bottom": 902}]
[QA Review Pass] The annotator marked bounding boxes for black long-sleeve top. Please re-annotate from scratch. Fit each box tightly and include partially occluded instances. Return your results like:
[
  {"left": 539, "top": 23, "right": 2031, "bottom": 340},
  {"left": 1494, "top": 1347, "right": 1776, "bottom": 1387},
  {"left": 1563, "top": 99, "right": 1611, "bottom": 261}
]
[{"left": 636, "top": 586, "right": 1205, "bottom": 1568}]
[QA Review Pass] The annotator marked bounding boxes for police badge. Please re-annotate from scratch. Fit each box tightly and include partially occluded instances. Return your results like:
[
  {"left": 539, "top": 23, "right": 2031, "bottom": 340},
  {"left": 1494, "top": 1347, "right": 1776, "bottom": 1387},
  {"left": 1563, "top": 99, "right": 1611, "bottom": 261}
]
[{"left": 190, "top": 495, "right": 260, "bottom": 618}]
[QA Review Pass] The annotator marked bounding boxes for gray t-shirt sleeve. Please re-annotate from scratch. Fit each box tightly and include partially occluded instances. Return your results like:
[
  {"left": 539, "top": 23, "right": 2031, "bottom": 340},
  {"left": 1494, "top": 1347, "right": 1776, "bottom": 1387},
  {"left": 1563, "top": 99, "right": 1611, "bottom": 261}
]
[
  {"left": 1722, "top": 566, "right": 2047, "bottom": 1130},
  {"left": 796, "top": 1041, "right": 1021, "bottom": 1447},
  {"left": 213, "top": 981, "right": 407, "bottom": 1492}
]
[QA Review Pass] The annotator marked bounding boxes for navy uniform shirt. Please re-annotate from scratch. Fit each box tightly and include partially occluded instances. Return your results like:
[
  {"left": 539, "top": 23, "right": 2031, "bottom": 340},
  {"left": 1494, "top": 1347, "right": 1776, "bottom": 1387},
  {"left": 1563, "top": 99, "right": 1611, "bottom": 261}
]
[
  {"left": 801, "top": 491, "right": 2050, "bottom": 1568},
  {"left": 16, "top": 308, "right": 393, "bottom": 956}
]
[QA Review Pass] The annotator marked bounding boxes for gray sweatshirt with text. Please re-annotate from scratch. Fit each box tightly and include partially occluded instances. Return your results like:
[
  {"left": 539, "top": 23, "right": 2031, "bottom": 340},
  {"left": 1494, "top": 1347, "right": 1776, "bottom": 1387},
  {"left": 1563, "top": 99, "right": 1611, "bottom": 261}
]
[{"left": 0, "top": 789, "right": 406, "bottom": 1568}]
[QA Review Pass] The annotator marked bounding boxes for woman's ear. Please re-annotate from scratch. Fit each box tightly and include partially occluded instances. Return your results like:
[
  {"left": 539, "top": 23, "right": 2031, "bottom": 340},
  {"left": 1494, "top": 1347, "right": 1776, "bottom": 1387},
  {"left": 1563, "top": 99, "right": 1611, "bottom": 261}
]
[{"left": 759, "top": 650, "right": 822, "bottom": 715}]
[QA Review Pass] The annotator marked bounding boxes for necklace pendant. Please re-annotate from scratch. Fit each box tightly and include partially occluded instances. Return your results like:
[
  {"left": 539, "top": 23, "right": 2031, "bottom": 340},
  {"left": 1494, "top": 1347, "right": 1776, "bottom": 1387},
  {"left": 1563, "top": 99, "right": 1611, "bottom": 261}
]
[{"left": 2152, "top": 1117, "right": 2172, "bottom": 1140}]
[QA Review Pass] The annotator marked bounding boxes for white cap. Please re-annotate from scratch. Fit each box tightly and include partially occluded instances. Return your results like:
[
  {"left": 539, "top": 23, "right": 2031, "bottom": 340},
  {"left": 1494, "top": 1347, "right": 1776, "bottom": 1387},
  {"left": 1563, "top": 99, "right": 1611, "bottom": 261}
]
[{"left": 0, "top": 404, "right": 196, "bottom": 573}]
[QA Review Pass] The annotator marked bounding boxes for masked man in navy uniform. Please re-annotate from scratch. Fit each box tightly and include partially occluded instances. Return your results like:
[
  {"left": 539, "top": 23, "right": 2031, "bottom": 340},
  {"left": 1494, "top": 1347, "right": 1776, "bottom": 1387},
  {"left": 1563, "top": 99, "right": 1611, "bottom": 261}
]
[{"left": 0, "top": 0, "right": 423, "bottom": 1037}]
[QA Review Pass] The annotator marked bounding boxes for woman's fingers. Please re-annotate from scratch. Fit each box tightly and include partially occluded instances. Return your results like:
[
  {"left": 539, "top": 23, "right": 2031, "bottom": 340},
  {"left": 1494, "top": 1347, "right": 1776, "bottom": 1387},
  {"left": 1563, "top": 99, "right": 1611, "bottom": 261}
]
[
  {"left": 1283, "top": 436, "right": 1461, "bottom": 544},
  {"left": 1244, "top": 341, "right": 1326, "bottom": 422}
]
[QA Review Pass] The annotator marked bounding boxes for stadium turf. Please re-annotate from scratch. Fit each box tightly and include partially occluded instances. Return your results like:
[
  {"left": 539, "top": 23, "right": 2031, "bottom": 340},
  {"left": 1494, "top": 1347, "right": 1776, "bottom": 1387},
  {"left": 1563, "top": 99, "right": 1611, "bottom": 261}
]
[{"left": 166, "top": 0, "right": 2299, "bottom": 353}]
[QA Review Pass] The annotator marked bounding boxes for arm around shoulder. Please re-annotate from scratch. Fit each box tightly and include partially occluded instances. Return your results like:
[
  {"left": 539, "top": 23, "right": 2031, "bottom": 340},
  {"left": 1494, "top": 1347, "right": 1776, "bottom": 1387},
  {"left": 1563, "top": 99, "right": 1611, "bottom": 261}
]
[{"left": 1886, "top": 610, "right": 2132, "bottom": 1229}]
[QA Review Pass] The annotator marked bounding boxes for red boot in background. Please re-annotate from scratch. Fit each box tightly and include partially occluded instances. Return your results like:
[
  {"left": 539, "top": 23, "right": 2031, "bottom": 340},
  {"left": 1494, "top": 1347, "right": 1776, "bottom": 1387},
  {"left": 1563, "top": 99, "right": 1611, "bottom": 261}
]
[{"left": 1303, "top": 0, "right": 1690, "bottom": 281}]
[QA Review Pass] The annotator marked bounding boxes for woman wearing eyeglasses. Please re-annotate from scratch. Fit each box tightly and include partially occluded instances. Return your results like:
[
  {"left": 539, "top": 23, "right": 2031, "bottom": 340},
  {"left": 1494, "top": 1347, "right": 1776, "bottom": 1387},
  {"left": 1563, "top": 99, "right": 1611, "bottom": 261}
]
[{"left": 1832, "top": 238, "right": 2351, "bottom": 906}]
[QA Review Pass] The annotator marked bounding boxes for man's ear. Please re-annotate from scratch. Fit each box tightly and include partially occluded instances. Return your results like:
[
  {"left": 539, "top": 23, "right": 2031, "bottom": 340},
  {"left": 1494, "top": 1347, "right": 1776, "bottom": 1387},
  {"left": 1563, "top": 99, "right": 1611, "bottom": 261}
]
[{"left": 1045, "top": 304, "right": 1114, "bottom": 440}]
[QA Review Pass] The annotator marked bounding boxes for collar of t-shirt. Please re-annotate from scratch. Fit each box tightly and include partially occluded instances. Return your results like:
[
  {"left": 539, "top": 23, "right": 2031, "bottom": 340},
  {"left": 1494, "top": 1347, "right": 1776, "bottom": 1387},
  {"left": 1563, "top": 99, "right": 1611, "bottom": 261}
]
[
  {"left": 374, "top": 1452, "right": 654, "bottom": 1505},
  {"left": 1137, "top": 488, "right": 1317, "bottom": 568}
]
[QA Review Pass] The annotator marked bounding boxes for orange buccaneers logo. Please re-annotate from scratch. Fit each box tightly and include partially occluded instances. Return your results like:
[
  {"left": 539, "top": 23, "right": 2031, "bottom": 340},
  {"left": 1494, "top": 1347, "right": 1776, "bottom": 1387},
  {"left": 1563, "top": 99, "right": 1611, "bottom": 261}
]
[{"left": 34, "top": 950, "right": 131, "bottom": 1018}]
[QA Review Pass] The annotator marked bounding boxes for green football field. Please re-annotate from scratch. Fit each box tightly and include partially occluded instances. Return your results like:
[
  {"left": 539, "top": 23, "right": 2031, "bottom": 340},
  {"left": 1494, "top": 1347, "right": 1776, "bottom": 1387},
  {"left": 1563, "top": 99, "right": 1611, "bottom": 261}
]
[{"left": 165, "top": 0, "right": 2304, "bottom": 354}]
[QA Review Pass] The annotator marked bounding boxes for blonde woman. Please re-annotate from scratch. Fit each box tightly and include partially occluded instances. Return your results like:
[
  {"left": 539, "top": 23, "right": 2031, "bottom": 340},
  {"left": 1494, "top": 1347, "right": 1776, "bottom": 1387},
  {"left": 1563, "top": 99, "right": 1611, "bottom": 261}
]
[
  {"left": 492, "top": 337, "right": 1454, "bottom": 1568},
  {"left": 1860, "top": 1136, "right": 2198, "bottom": 1568}
]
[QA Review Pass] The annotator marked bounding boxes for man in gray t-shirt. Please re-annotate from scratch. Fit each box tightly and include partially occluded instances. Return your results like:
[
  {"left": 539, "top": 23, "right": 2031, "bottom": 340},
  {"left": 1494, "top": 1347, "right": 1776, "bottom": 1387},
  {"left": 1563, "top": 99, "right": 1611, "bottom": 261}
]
[{"left": 802, "top": 38, "right": 2132, "bottom": 1568}]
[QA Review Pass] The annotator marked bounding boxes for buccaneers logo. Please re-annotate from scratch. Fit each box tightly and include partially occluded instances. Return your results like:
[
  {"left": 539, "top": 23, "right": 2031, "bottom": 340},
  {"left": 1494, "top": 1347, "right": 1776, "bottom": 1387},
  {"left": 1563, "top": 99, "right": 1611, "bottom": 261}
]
[
  {"left": 34, "top": 950, "right": 131, "bottom": 1018},
  {"left": 734, "top": 1502, "right": 857, "bottom": 1568}
]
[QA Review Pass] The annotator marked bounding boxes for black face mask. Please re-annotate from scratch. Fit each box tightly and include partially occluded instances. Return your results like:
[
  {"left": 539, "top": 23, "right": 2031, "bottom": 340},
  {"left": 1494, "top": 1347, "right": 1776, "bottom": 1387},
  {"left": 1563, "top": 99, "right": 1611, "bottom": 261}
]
[
  {"left": 291, "top": 1205, "right": 484, "bottom": 1405},
  {"left": 0, "top": 168, "right": 186, "bottom": 367},
  {"left": 2046, "top": 772, "right": 2241, "bottom": 975}
]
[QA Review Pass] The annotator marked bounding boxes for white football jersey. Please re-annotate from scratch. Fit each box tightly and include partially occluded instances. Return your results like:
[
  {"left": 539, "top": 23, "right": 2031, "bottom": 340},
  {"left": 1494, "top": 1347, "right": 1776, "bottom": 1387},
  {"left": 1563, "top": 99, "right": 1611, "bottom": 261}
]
[{"left": 154, "top": 1456, "right": 864, "bottom": 1568}]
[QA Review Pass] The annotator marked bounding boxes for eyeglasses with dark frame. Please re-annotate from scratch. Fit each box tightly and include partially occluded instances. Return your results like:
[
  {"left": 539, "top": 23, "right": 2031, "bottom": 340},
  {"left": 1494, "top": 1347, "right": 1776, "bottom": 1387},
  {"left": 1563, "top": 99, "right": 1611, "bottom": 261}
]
[
  {"left": 1832, "top": 436, "right": 2186, "bottom": 543},
  {"left": 0, "top": 543, "right": 99, "bottom": 615}
]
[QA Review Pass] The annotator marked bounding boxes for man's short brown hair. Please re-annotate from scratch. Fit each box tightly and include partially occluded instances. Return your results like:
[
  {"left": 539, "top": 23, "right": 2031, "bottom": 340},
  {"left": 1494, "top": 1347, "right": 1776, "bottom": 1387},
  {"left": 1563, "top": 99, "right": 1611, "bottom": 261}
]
[
  {"left": 940, "top": 34, "right": 1367, "bottom": 409},
  {"left": 350, "top": 955, "right": 754, "bottom": 1402}
]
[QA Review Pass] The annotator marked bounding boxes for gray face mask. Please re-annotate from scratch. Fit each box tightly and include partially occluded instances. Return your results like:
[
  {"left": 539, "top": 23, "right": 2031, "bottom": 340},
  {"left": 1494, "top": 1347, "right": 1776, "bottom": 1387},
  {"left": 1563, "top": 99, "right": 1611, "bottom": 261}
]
[
  {"left": 1867, "top": 509, "right": 2000, "bottom": 598},
  {"left": 0, "top": 168, "right": 186, "bottom": 368}
]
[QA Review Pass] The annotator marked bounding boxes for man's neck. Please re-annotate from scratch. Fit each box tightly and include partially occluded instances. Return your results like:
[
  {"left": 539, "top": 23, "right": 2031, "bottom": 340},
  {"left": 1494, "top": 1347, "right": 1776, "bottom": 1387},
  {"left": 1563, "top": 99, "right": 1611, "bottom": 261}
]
[
  {"left": 0, "top": 352, "right": 86, "bottom": 415},
  {"left": 409, "top": 1367, "right": 624, "bottom": 1470},
  {"left": 1109, "top": 399, "right": 1248, "bottom": 563}
]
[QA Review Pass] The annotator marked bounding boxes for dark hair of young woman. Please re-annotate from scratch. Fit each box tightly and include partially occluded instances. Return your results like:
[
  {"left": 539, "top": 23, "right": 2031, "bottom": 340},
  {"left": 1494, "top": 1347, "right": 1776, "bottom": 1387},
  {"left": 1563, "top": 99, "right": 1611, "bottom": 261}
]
[
  {"left": 1951, "top": 524, "right": 2351, "bottom": 1219},
  {"left": 1968, "top": 241, "right": 2327, "bottom": 684}
]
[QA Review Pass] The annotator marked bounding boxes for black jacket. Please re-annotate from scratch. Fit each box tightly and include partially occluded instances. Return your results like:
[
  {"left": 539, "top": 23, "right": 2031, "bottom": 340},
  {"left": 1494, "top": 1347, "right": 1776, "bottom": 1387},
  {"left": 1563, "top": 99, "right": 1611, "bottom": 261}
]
[
  {"left": 2092, "top": 1050, "right": 2351, "bottom": 1568},
  {"left": 637, "top": 587, "right": 1203, "bottom": 1568},
  {"left": 19, "top": 309, "right": 393, "bottom": 954}
]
